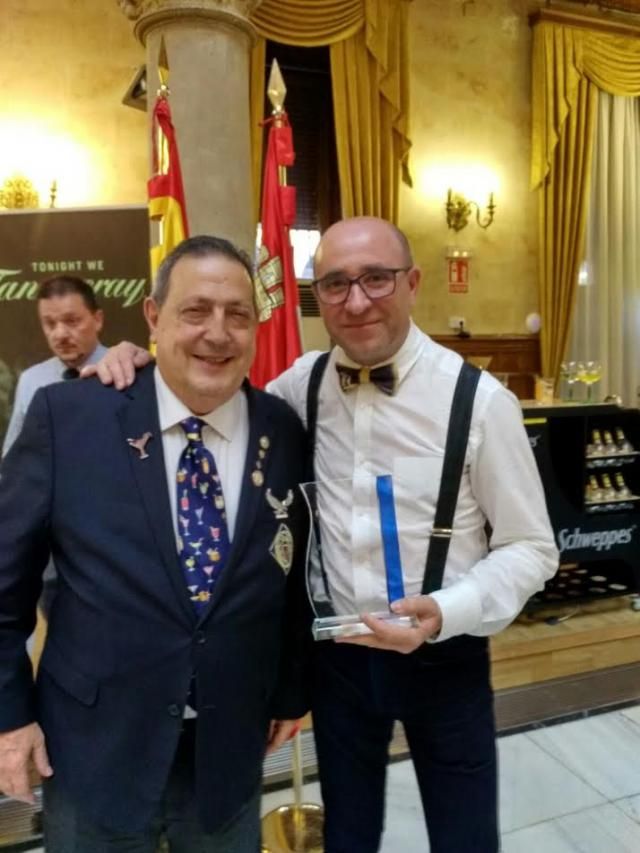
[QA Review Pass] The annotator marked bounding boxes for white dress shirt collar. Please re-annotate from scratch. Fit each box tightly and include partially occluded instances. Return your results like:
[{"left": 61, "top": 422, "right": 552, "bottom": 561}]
[
  {"left": 153, "top": 366, "right": 241, "bottom": 441},
  {"left": 333, "top": 321, "right": 424, "bottom": 390}
]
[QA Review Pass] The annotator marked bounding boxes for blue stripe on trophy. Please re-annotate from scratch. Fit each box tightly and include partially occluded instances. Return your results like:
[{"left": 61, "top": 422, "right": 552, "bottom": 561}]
[{"left": 376, "top": 475, "right": 405, "bottom": 603}]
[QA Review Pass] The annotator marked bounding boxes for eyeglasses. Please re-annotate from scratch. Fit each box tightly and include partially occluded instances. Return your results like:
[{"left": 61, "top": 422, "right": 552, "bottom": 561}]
[{"left": 311, "top": 267, "right": 411, "bottom": 305}]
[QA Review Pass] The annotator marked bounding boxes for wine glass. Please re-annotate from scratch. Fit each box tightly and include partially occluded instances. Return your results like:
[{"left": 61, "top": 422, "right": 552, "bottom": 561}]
[
  {"left": 577, "top": 361, "right": 602, "bottom": 403},
  {"left": 560, "top": 361, "right": 578, "bottom": 401}
]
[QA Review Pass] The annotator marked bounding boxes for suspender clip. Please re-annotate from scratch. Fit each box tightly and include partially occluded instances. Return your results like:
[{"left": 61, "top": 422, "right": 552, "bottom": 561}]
[{"left": 431, "top": 527, "right": 453, "bottom": 539}]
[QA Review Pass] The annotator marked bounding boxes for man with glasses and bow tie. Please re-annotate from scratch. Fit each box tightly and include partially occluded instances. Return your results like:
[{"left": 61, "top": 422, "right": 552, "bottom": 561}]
[
  {"left": 82, "top": 217, "right": 558, "bottom": 853},
  {"left": 0, "top": 235, "right": 309, "bottom": 853},
  {"left": 267, "top": 217, "right": 557, "bottom": 853}
]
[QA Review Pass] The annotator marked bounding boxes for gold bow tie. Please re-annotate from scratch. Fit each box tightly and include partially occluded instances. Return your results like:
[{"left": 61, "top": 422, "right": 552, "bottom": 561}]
[{"left": 335, "top": 362, "right": 396, "bottom": 396}]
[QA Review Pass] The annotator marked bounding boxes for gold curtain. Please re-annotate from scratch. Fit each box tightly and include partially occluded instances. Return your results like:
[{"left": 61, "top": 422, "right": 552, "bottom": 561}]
[
  {"left": 531, "top": 18, "right": 640, "bottom": 378},
  {"left": 250, "top": 0, "right": 364, "bottom": 46},
  {"left": 249, "top": 0, "right": 411, "bottom": 224}
]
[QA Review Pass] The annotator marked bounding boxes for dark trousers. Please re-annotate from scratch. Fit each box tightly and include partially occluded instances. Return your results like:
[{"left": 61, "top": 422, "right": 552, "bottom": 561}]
[
  {"left": 312, "top": 637, "right": 499, "bottom": 853},
  {"left": 43, "top": 722, "right": 261, "bottom": 853}
]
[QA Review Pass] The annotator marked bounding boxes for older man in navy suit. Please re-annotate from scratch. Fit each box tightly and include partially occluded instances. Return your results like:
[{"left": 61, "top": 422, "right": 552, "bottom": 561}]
[{"left": 0, "top": 235, "right": 310, "bottom": 853}]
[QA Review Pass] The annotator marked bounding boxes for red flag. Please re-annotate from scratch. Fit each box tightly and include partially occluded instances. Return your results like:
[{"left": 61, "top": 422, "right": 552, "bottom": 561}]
[
  {"left": 148, "top": 96, "right": 189, "bottom": 278},
  {"left": 250, "top": 114, "right": 302, "bottom": 389}
]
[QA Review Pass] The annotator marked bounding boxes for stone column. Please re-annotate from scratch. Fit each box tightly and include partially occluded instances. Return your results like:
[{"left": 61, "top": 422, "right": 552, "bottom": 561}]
[{"left": 118, "top": 0, "right": 263, "bottom": 255}]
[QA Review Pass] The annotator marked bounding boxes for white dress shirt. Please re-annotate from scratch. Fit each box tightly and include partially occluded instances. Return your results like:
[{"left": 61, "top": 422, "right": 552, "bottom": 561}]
[
  {"left": 268, "top": 323, "right": 559, "bottom": 643},
  {"left": 2, "top": 344, "right": 108, "bottom": 456},
  {"left": 154, "top": 368, "right": 249, "bottom": 546}
]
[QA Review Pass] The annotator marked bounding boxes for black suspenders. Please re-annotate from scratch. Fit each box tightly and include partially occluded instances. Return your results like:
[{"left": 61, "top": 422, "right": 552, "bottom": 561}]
[
  {"left": 305, "top": 352, "right": 482, "bottom": 596},
  {"left": 421, "top": 362, "right": 481, "bottom": 593},
  {"left": 306, "top": 351, "right": 331, "bottom": 455}
]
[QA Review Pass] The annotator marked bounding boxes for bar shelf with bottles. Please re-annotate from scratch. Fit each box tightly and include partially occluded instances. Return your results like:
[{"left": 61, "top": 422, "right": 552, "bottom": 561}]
[{"left": 521, "top": 402, "right": 640, "bottom": 608}]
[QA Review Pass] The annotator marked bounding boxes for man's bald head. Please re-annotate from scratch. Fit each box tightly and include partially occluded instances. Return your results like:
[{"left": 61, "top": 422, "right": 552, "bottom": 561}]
[
  {"left": 311, "top": 216, "right": 421, "bottom": 366},
  {"left": 314, "top": 217, "right": 413, "bottom": 276}
]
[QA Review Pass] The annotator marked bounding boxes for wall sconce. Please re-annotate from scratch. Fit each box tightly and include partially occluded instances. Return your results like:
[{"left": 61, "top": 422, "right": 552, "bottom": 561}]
[
  {"left": 446, "top": 189, "right": 496, "bottom": 232},
  {"left": 122, "top": 65, "right": 147, "bottom": 111}
]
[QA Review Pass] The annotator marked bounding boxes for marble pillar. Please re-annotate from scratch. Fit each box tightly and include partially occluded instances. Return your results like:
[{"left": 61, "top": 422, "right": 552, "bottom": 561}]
[{"left": 118, "top": 0, "right": 263, "bottom": 255}]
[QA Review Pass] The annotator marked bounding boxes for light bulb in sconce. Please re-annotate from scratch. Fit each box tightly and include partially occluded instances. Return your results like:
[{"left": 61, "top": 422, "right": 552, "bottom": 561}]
[{"left": 525, "top": 312, "right": 541, "bottom": 334}]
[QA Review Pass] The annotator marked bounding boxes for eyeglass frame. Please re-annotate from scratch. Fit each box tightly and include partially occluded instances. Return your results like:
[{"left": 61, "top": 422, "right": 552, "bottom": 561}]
[{"left": 311, "top": 267, "right": 412, "bottom": 305}]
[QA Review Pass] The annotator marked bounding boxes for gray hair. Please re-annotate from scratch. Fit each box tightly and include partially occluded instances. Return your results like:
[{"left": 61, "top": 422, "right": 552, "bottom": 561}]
[{"left": 152, "top": 235, "right": 254, "bottom": 306}]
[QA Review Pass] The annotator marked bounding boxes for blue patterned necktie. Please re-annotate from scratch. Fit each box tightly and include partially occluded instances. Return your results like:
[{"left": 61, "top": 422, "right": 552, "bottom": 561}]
[{"left": 176, "top": 417, "right": 230, "bottom": 614}]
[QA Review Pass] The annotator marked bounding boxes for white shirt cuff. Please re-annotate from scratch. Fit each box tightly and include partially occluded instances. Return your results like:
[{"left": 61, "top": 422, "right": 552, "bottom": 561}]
[{"left": 428, "top": 579, "right": 483, "bottom": 643}]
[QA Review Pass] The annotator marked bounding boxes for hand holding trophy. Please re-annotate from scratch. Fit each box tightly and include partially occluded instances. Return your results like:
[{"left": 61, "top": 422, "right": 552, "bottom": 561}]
[
  {"left": 341, "top": 596, "right": 442, "bottom": 653},
  {"left": 301, "top": 472, "right": 432, "bottom": 643}
]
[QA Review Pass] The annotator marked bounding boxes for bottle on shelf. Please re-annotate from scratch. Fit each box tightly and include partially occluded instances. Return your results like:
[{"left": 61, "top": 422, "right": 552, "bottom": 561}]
[
  {"left": 588, "top": 428, "right": 605, "bottom": 457},
  {"left": 614, "top": 472, "right": 632, "bottom": 498},
  {"left": 615, "top": 427, "right": 634, "bottom": 454},
  {"left": 602, "top": 430, "right": 618, "bottom": 455},
  {"left": 585, "top": 474, "right": 602, "bottom": 503},
  {"left": 601, "top": 472, "right": 617, "bottom": 500}
]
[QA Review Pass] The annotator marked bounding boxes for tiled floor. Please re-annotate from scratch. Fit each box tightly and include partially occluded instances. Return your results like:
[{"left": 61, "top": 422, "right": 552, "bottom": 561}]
[
  {"left": 29, "top": 706, "right": 640, "bottom": 852},
  {"left": 260, "top": 706, "right": 640, "bottom": 852}
]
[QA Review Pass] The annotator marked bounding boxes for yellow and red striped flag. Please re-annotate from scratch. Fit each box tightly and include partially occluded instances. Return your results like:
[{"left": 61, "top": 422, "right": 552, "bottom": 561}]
[{"left": 148, "top": 49, "right": 188, "bottom": 279}]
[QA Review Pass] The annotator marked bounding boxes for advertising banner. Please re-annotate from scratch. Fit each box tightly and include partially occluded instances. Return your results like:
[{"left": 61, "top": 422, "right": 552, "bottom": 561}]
[{"left": 0, "top": 206, "right": 150, "bottom": 445}]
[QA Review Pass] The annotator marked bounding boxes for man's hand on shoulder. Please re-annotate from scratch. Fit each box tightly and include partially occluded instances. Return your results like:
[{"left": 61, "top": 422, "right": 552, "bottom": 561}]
[
  {"left": 80, "top": 341, "right": 152, "bottom": 389},
  {"left": 338, "top": 595, "right": 443, "bottom": 654},
  {"left": 0, "top": 722, "right": 53, "bottom": 804}
]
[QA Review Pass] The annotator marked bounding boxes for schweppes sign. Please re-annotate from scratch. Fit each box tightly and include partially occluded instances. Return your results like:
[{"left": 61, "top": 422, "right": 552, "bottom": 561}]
[{"left": 558, "top": 525, "right": 636, "bottom": 553}]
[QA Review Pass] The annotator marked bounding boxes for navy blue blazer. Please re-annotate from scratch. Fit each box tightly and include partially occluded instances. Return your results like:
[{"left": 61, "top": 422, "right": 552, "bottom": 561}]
[{"left": 0, "top": 364, "right": 310, "bottom": 832}]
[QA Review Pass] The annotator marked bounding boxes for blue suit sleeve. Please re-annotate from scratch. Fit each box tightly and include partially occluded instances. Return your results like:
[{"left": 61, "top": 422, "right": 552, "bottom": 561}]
[{"left": 0, "top": 388, "right": 53, "bottom": 731}]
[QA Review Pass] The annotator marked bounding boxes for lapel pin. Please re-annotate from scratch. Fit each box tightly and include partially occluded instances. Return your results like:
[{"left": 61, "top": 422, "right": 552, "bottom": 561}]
[
  {"left": 266, "top": 488, "right": 294, "bottom": 519},
  {"left": 127, "top": 432, "right": 153, "bottom": 459},
  {"left": 270, "top": 523, "right": 294, "bottom": 574}
]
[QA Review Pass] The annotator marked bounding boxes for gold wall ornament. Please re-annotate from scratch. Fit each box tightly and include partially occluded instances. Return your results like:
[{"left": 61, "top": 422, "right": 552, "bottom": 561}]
[
  {"left": 446, "top": 189, "right": 496, "bottom": 232},
  {"left": 0, "top": 175, "right": 40, "bottom": 209},
  {"left": 117, "top": 0, "right": 145, "bottom": 19}
]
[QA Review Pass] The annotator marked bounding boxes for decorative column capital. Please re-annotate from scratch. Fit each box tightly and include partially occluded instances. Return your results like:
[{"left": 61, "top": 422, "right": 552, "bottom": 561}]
[{"left": 116, "top": 0, "right": 264, "bottom": 44}]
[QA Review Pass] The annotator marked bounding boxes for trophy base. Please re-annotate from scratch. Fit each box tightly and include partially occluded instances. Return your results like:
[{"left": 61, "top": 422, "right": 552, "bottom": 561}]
[{"left": 312, "top": 611, "right": 416, "bottom": 641}]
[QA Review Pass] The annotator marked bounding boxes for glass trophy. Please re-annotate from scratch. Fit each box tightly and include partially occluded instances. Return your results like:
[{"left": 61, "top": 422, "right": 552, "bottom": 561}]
[{"left": 300, "top": 473, "right": 418, "bottom": 641}]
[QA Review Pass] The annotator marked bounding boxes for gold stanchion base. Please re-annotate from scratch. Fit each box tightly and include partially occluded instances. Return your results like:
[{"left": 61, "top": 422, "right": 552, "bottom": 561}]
[{"left": 261, "top": 803, "right": 324, "bottom": 853}]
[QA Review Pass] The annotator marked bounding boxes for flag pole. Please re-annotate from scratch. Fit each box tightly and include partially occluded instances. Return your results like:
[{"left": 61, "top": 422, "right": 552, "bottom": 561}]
[
  {"left": 148, "top": 35, "right": 189, "bottom": 281},
  {"left": 249, "top": 59, "right": 303, "bottom": 388},
  {"left": 154, "top": 37, "right": 170, "bottom": 263},
  {"left": 261, "top": 725, "right": 324, "bottom": 853},
  {"left": 259, "top": 63, "right": 323, "bottom": 853},
  {"left": 266, "top": 59, "right": 304, "bottom": 353}
]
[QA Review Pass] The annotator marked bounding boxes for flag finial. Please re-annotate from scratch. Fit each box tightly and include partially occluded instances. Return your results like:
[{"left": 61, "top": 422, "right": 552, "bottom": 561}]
[
  {"left": 267, "top": 58, "right": 287, "bottom": 115},
  {"left": 157, "top": 35, "right": 170, "bottom": 96}
]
